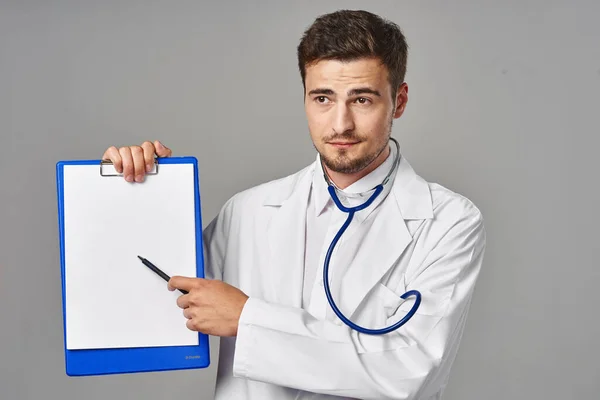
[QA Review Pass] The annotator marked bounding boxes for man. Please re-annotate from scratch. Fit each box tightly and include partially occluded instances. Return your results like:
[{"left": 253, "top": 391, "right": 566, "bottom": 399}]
[{"left": 102, "top": 10, "right": 486, "bottom": 400}]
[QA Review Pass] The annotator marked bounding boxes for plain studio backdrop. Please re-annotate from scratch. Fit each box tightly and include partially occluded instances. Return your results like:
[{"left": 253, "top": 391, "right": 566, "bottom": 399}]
[{"left": 1, "top": 1, "right": 599, "bottom": 399}]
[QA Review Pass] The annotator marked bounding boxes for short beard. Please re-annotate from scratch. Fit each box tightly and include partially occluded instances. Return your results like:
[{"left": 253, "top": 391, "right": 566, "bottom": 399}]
[
  {"left": 318, "top": 119, "right": 394, "bottom": 174},
  {"left": 320, "top": 144, "right": 386, "bottom": 174}
]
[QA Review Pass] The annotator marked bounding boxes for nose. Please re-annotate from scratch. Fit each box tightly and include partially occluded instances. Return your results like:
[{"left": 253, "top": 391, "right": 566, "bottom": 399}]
[{"left": 332, "top": 103, "right": 355, "bottom": 135}]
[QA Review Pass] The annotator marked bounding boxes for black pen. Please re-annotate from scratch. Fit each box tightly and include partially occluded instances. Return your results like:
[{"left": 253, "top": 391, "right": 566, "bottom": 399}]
[{"left": 137, "top": 255, "right": 188, "bottom": 294}]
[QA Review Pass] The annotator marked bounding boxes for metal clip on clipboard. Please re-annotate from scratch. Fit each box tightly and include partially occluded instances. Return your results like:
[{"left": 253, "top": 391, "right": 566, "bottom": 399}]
[{"left": 99, "top": 159, "right": 159, "bottom": 177}]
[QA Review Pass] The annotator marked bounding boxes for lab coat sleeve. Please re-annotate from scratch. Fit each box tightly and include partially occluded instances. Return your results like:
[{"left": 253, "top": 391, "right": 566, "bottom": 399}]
[{"left": 232, "top": 206, "right": 486, "bottom": 400}]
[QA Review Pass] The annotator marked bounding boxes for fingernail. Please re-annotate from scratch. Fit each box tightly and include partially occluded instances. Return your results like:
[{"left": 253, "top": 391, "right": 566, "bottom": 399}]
[
  {"left": 125, "top": 175, "right": 133, "bottom": 182},
  {"left": 146, "top": 163, "right": 152, "bottom": 172},
  {"left": 135, "top": 175, "right": 144, "bottom": 182}
]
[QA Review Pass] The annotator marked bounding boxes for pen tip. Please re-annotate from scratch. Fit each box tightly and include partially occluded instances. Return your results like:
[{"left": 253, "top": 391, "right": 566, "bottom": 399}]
[{"left": 137, "top": 255, "right": 143, "bottom": 260}]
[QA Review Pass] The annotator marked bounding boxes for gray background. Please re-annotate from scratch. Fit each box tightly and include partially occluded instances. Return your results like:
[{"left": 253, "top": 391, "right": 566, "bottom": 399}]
[{"left": 1, "top": 0, "right": 599, "bottom": 399}]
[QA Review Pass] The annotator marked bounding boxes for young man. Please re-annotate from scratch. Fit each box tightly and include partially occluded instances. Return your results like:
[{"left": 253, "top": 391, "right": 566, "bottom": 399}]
[{"left": 102, "top": 10, "right": 486, "bottom": 400}]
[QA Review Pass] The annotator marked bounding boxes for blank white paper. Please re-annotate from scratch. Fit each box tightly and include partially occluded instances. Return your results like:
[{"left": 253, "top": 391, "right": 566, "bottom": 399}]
[{"left": 62, "top": 163, "right": 199, "bottom": 350}]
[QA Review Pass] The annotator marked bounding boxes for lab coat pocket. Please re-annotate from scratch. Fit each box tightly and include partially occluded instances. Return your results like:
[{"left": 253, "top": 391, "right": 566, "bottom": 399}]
[
  {"left": 352, "top": 282, "right": 406, "bottom": 330},
  {"left": 380, "top": 276, "right": 450, "bottom": 319},
  {"left": 352, "top": 283, "right": 414, "bottom": 353},
  {"left": 396, "top": 285, "right": 452, "bottom": 317},
  {"left": 372, "top": 282, "right": 406, "bottom": 318}
]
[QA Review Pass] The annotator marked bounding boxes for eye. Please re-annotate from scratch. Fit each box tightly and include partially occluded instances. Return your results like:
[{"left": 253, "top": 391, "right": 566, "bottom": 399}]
[
  {"left": 315, "top": 96, "right": 329, "bottom": 103},
  {"left": 355, "top": 97, "right": 371, "bottom": 104}
]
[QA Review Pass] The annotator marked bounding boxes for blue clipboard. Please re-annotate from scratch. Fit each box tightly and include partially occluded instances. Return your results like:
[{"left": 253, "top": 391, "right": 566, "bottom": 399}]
[{"left": 56, "top": 156, "right": 210, "bottom": 376}]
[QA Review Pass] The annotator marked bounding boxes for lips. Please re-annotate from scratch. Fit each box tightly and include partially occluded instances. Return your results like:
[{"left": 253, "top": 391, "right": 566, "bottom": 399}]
[{"left": 328, "top": 141, "right": 359, "bottom": 149}]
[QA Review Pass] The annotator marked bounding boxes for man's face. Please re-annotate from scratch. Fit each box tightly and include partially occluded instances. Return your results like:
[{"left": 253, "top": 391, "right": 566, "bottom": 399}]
[{"left": 304, "top": 57, "right": 407, "bottom": 176}]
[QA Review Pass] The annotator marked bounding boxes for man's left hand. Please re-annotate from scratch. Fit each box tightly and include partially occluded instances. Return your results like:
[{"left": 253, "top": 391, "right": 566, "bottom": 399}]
[{"left": 168, "top": 277, "right": 249, "bottom": 337}]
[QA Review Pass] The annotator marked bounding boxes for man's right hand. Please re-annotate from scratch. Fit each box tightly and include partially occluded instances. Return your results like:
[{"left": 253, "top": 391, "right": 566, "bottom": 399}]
[{"left": 102, "top": 140, "right": 172, "bottom": 182}]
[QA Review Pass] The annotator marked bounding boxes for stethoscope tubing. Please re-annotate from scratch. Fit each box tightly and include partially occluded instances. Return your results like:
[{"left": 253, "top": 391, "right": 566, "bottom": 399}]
[{"left": 322, "top": 145, "right": 422, "bottom": 335}]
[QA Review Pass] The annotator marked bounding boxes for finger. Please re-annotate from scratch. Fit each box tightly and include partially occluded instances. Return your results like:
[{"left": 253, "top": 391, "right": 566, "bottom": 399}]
[
  {"left": 154, "top": 140, "right": 172, "bottom": 158},
  {"left": 130, "top": 145, "right": 146, "bottom": 182},
  {"left": 102, "top": 146, "right": 123, "bottom": 173},
  {"left": 140, "top": 141, "right": 156, "bottom": 173},
  {"left": 168, "top": 276, "right": 202, "bottom": 293},
  {"left": 176, "top": 293, "right": 190, "bottom": 309},
  {"left": 186, "top": 318, "right": 199, "bottom": 332},
  {"left": 183, "top": 308, "right": 192, "bottom": 319},
  {"left": 119, "top": 147, "right": 134, "bottom": 182}
]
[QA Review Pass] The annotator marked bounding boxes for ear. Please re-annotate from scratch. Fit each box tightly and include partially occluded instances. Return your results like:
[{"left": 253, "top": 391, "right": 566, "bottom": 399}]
[{"left": 393, "top": 83, "right": 408, "bottom": 119}]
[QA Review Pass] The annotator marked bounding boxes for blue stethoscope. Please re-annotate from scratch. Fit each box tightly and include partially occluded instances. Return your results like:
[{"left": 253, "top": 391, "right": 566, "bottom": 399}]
[{"left": 321, "top": 137, "right": 421, "bottom": 335}]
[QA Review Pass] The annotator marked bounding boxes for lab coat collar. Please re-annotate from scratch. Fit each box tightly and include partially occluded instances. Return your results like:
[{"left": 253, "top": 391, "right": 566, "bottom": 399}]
[
  {"left": 391, "top": 150, "right": 434, "bottom": 220},
  {"left": 264, "top": 146, "right": 433, "bottom": 221}
]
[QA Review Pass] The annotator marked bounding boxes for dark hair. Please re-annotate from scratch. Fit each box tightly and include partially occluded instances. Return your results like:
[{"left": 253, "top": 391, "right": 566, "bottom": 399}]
[{"left": 297, "top": 10, "right": 408, "bottom": 98}]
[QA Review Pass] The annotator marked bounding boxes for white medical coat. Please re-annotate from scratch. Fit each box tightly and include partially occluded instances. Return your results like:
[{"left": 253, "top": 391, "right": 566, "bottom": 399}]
[{"left": 202, "top": 153, "right": 486, "bottom": 400}]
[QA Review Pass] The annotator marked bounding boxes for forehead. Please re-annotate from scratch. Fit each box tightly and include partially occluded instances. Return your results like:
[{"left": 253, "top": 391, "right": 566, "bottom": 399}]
[{"left": 304, "top": 57, "right": 390, "bottom": 90}]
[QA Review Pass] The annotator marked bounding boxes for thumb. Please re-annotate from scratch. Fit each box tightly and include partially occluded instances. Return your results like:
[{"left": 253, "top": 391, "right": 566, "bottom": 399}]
[
  {"left": 168, "top": 276, "right": 199, "bottom": 292},
  {"left": 154, "top": 140, "right": 172, "bottom": 158}
]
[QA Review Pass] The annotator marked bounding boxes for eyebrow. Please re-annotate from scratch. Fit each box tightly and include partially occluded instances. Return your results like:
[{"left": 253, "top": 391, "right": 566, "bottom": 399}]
[
  {"left": 308, "top": 88, "right": 335, "bottom": 96},
  {"left": 348, "top": 87, "right": 381, "bottom": 97},
  {"left": 307, "top": 87, "right": 382, "bottom": 97}
]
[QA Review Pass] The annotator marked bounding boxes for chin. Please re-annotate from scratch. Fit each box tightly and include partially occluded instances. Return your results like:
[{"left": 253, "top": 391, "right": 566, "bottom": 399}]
[{"left": 322, "top": 154, "right": 369, "bottom": 174}]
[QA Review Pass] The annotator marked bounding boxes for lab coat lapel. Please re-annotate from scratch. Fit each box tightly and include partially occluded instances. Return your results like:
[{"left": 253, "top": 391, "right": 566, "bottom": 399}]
[{"left": 263, "top": 167, "right": 312, "bottom": 308}]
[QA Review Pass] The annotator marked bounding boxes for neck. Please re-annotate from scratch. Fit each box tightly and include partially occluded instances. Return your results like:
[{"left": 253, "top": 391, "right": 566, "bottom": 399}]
[{"left": 324, "top": 145, "right": 390, "bottom": 189}]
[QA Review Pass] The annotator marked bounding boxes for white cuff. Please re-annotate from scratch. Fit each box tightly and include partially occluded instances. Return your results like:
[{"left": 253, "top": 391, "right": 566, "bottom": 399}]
[{"left": 232, "top": 297, "right": 260, "bottom": 378}]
